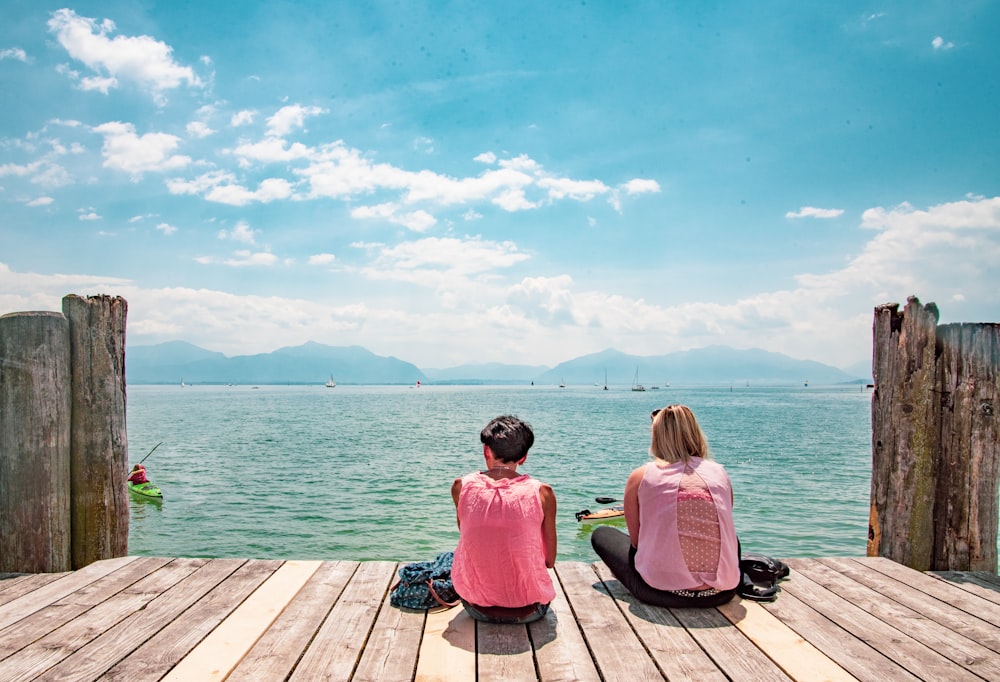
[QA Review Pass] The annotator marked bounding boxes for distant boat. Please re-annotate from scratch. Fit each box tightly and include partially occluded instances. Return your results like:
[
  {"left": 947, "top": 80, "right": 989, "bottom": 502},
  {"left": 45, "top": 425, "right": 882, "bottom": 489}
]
[
  {"left": 631, "top": 367, "right": 646, "bottom": 392},
  {"left": 603, "top": 370, "right": 608, "bottom": 391},
  {"left": 804, "top": 380, "right": 809, "bottom": 387},
  {"left": 559, "top": 378, "right": 566, "bottom": 388},
  {"left": 180, "top": 378, "right": 187, "bottom": 388},
  {"left": 325, "top": 375, "right": 336, "bottom": 388}
]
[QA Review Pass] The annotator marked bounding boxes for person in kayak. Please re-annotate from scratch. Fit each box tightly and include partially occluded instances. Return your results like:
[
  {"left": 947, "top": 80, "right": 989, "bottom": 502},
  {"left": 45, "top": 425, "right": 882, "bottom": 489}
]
[
  {"left": 128, "top": 463, "right": 149, "bottom": 485},
  {"left": 450, "top": 415, "right": 557, "bottom": 624},
  {"left": 591, "top": 404, "right": 740, "bottom": 607}
]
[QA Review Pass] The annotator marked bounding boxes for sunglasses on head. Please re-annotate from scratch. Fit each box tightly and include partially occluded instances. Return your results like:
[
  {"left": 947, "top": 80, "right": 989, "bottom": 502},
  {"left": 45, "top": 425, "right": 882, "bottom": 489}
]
[{"left": 651, "top": 405, "right": 679, "bottom": 420}]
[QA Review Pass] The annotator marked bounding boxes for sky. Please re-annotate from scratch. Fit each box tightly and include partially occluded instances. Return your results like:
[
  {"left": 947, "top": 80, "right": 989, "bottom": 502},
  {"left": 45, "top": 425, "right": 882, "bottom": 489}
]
[{"left": 1, "top": 1, "right": 998, "bottom": 371}]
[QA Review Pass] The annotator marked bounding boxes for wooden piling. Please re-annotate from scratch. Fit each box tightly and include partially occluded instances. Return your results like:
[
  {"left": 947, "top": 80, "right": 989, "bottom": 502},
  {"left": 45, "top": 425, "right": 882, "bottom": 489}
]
[
  {"left": 0, "top": 311, "right": 72, "bottom": 573},
  {"left": 63, "top": 294, "right": 129, "bottom": 570},
  {"left": 869, "top": 296, "right": 1000, "bottom": 572}
]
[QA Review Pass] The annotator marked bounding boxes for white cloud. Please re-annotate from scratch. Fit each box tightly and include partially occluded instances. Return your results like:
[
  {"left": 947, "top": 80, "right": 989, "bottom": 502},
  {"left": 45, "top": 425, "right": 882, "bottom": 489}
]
[
  {"left": 218, "top": 220, "right": 258, "bottom": 244},
  {"left": 351, "top": 202, "right": 437, "bottom": 232},
  {"left": 265, "top": 104, "right": 326, "bottom": 137},
  {"left": 47, "top": 9, "right": 203, "bottom": 104},
  {"left": 93, "top": 121, "right": 191, "bottom": 178},
  {"left": 78, "top": 211, "right": 101, "bottom": 221},
  {"left": 463, "top": 209, "right": 483, "bottom": 221},
  {"left": 232, "top": 138, "right": 312, "bottom": 163},
  {"left": 413, "top": 136, "right": 434, "bottom": 153},
  {"left": 493, "top": 188, "right": 537, "bottom": 211},
  {"left": 205, "top": 177, "right": 294, "bottom": 206},
  {"left": 156, "top": 222, "right": 177, "bottom": 235},
  {"left": 538, "top": 177, "right": 609, "bottom": 201},
  {"left": 622, "top": 178, "right": 661, "bottom": 195},
  {"left": 186, "top": 121, "right": 215, "bottom": 139},
  {"left": 231, "top": 110, "right": 255, "bottom": 127},
  {"left": 474, "top": 152, "right": 497, "bottom": 164},
  {"left": 308, "top": 253, "right": 336, "bottom": 265},
  {"left": 932, "top": 36, "right": 955, "bottom": 51},
  {"left": 0, "top": 48, "right": 28, "bottom": 62},
  {"left": 786, "top": 206, "right": 845, "bottom": 219},
  {"left": 26, "top": 197, "right": 54, "bottom": 207}
]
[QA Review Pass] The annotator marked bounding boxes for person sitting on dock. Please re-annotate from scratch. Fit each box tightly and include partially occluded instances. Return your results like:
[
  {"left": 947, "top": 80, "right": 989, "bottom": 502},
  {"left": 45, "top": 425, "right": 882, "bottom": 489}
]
[
  {"left": 591, "top": 404, "right": 740, "bottom": 607},
  {"left": 450, "top": 415, "right": 557, "bottom": 624},
  {"left": 128, "top": 463, "right": 149, "bottom": 485}
]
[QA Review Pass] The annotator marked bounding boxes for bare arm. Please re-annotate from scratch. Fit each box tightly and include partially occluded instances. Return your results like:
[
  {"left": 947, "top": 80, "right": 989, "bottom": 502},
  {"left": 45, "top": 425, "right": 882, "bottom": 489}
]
[
  {"left": 539, "top": 483, "right": 557, "bottom": 568},
  {"left": 624, "top": 466, "right": 644, "bottom": 548},
  {"left": 451, "top": 478, "right": 463, "bottom": 529}
]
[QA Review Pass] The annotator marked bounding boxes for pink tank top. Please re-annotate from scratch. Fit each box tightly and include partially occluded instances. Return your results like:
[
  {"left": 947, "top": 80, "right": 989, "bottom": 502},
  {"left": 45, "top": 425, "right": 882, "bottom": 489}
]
[
  {"left": 451, "top": 473, "right": 555, "bottom": 607},
  {"left": 634, "top": 458, "right": 740, "bottom": 591}
]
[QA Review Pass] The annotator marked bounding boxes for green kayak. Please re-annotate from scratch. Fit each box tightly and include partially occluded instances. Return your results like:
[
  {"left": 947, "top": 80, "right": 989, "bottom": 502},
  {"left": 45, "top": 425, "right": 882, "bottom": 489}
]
[{"left": 128, "top": 481, "right": 163, "bottom": 499}]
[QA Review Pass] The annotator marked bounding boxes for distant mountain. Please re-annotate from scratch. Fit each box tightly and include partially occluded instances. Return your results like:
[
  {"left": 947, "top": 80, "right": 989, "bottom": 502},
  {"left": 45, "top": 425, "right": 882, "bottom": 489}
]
[
  {"left": 126, "top": 341, "right": 863, "bottom": 386},
  {"left": 126, "top": 341, "right": 425, "bottom": 385},
  {"left": 534, "top": 346, "right": 861, "bottom": 386}
]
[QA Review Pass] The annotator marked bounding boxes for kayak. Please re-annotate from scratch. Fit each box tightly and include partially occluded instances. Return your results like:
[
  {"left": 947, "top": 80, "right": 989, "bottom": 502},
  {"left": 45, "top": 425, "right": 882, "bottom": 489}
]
[
  {"left": 128, "top": 481, "right": 163, "bottom": 499},
  {"left": 575, "top": 505, "right": 624, "bottom": 523}
]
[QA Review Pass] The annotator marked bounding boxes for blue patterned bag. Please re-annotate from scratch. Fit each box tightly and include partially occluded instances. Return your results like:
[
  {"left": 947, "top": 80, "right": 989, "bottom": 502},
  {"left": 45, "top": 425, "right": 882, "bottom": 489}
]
[{"left": 390, "top": 551, "right": 460, "bottom": 610}]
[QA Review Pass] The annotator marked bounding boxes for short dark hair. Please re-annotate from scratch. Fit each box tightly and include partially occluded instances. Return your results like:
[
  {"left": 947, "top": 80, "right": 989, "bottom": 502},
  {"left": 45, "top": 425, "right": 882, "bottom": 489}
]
[{"left": 480, "top": 415, "right": 534, "bottom": 463}]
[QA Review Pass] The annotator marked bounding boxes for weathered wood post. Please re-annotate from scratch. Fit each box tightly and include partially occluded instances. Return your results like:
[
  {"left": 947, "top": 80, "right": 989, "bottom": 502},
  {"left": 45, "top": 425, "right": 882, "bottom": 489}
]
[
  {"left": 934, "top": 322, "right": 1000, "bottom": 571},
  {"left": 63, "top": 295, "right": 129, "bottom": 569},
  {"left": 869, "top": 295, "right": 1000, "bottom": 572},
  {"left": 0, "top": 311, "right": 72, "bottom": 573}
]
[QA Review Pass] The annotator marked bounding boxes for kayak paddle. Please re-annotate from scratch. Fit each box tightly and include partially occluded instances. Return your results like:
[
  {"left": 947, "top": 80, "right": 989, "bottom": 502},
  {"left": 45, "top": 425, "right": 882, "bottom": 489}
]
[{"left": 139, "top": 442, "right": 163, "bottom": 464}]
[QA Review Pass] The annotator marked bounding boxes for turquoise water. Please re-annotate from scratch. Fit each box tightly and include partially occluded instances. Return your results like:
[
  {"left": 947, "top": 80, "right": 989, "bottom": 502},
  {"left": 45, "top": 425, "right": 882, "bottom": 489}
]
[{"left": 126, "top": 383, "right": 874, "bottom": 562}]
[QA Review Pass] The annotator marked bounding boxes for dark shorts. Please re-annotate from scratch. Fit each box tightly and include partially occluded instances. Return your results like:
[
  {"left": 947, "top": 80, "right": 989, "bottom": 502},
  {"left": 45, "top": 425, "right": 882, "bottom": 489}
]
[{"left": 461, "top": 600, "right": 550, "bottom": 624}]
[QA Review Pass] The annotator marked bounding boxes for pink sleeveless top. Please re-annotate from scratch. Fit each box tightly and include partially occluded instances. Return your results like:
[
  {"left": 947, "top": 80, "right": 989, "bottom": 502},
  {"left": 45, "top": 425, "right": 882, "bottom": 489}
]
[
  {"left": 634, "top": 458, "right": 740, "bottom": 591},
  {"left": 452, "top": 473, "right": 555, "bottom": 607}
]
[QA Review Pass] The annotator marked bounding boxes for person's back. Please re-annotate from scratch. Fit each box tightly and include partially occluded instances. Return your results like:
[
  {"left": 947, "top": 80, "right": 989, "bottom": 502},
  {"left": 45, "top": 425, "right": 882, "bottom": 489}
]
[
  {"left": 450, "top": 415, "right": 557, "bottom": 624},
  {"left": 452, "top": 472, "right": 554, "bottom": 608}
]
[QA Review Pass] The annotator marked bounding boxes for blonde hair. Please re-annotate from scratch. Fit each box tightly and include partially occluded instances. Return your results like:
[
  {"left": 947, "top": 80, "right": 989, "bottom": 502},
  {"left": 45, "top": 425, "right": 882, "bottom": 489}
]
[{"left": 649, "top": 404, "right": 711, "bottom": 463}]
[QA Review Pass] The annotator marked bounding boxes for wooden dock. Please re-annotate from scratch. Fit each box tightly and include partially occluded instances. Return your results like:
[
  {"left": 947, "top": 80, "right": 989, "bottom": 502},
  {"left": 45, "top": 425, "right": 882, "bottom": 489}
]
[{"left": 1, "top": 555, "right": 999, "bottom": 681}]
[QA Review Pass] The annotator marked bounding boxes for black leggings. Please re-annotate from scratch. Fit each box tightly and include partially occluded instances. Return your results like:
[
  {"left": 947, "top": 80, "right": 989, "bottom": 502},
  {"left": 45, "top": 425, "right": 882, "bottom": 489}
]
[{"left": 591, "top": 526, "right": 737, "bottom": 608}]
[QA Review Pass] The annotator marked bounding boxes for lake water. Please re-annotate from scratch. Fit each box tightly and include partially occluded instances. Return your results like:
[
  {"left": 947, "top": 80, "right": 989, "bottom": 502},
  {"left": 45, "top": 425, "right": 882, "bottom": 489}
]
[{"left": 126, "top": 383, "right": 874, "bottom": 562}]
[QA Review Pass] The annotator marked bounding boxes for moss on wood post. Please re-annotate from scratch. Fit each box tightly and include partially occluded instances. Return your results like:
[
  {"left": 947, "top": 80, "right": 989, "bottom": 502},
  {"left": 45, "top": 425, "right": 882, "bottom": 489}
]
[
  {"left": 869, "top": 296, "right": 940, "bottom": 570},
  {"left": 935, "top": 322, "right": 1000, "bottom": 571},
  {"left": 63, "top": 294, "right": 129, "bottom": 570},
  {"left": 0, "top": 311, "right": 72, "bottom": 573}
]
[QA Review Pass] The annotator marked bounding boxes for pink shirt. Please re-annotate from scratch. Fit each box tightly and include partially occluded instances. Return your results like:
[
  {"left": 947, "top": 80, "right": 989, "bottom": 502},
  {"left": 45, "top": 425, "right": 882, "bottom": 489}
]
[
  {"left": 452, "top": 473, "right": 555, "bottom": 607},
  {"left": 634, "top": 458, "right": 740, "bottom": 591}
]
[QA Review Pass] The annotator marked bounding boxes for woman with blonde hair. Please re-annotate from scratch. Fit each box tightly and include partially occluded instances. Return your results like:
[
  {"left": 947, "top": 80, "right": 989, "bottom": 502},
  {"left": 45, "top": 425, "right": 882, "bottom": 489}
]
[{"left": 591, "top": 404, "right": 740, "bottom": 607}]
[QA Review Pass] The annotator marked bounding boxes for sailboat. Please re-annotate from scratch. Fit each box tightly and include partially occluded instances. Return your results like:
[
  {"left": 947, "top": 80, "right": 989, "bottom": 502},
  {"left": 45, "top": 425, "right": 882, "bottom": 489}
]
[
  {"left": 325, "top": 374, "right": 336, "bottom": 388},
  {"left": 631, "top": 367, "right": 646, "bottom": 392},
  {"left": 603, "top": 369, "right": 609, "bottom": 391}
]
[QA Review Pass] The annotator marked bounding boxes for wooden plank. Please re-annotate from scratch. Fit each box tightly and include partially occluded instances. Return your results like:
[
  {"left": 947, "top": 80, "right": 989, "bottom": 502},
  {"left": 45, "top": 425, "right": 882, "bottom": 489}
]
[
  {"left": 555, "top": 561, "right": 662, "bottom": 681},
  {"left": 414, "top": 606, "right": 476, "bottom": 682},
  {"left": 0, "top": 573, "right": 71, "bottom": 607},
  {"left": 477, "top": 622, "right": 536, "bottom": 682},
  {"left": 760, "top": 587, "right": 919, "bottom": 681},
  {"left": 0, "top": 555, "right": 138, "bottom": 630},
  {"left": 0, "top": 557, "right": 208, "bottom": 682},
  {"left": 794, "top": 558, "right": 1000, "bottom": 679},
  {"left": 718, "top": 597, "right": 855, "bottom": 682},
  {"left": 529, "top": 565, "right": 601, "bottom": 682},
  {"left": 289, "top": 561, "right": 396, "bottom": 681},
  {"left": 929, "top": 570, "right": 1000, "bottom": 606},
  {"left": 160, "top": 560, "right": 321, "bottom": 682},
  {"left": 34, "top": 558, "right": 245, "bottom": 682},
  {"left": 670, "top": 606, "right": 793, "bottom": 681},
  {"left": 782, "top": 559, "right": 981, "bottom": 681},
  {"left": 822, "top": 557, "right": 1000, "bottom": 654},
  {"left": 0, "top": 556, "right": 172, "bottom": 661},
  {"left": 593, "top": 561, "right": 726, "bottom": 681},
  {"left": 228, "top": 561, "right": 358, "bottom": 681},
  {"left": 353, "top": 563, "right": 426, "bottom": 682},
  {"left": 101, "top": 559, "right": 282, "bottom": 681},
  {"left": 859, "top": 557, "right": 1000, "bottom": 616}
]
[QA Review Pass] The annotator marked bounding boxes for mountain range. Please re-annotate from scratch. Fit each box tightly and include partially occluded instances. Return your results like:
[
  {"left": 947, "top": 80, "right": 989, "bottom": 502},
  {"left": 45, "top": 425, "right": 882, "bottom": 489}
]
[{"left": 125, "top": 341, "right": 869, "bottom": 386}]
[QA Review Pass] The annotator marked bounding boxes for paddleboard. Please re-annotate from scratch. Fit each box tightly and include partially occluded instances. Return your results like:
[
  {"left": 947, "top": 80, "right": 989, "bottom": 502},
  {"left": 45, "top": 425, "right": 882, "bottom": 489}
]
[{"left": 575, "top": 505, "right": 624, "bottom": 523}]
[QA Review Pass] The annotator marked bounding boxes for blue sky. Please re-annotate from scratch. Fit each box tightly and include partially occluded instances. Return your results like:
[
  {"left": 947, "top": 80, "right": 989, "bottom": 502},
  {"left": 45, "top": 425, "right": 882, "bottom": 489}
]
[{"left": 1, "top": 2, "right": 998, "bottom": 370}]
